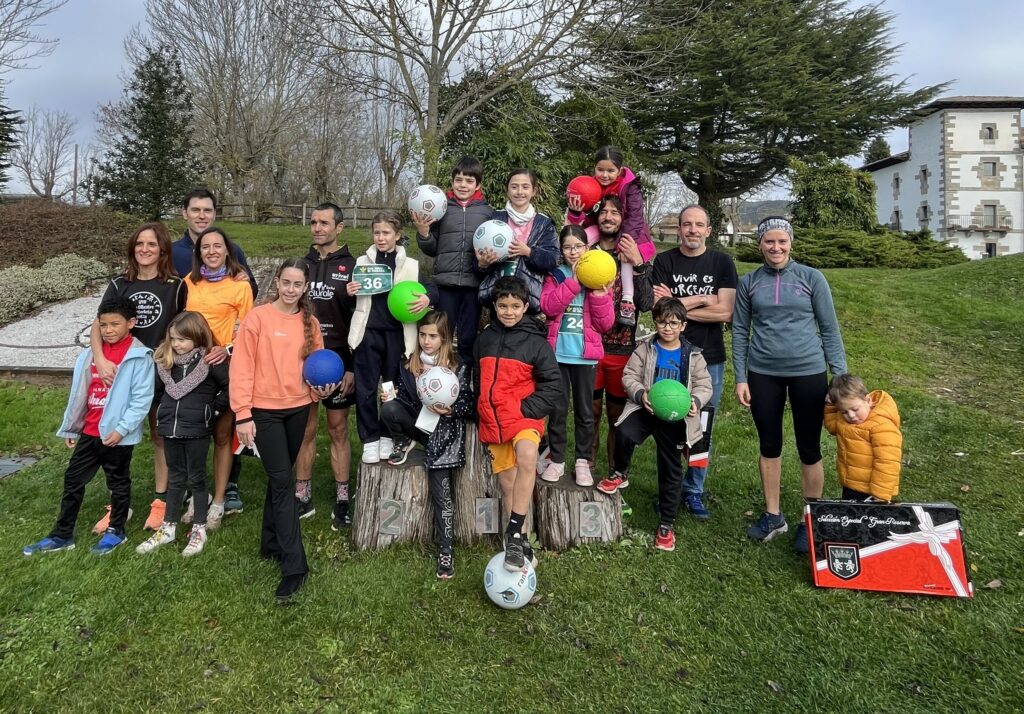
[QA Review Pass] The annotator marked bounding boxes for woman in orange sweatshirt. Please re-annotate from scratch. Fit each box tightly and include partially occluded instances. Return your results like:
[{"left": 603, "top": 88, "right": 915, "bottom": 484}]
[{"left": 230, "top": 258, "right": 335, "bottom": 601}]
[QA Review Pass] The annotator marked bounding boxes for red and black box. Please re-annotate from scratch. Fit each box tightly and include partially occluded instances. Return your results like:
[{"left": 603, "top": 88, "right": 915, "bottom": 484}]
[{"left": 805, "top": 500, "right": 973, "bottom": 598}]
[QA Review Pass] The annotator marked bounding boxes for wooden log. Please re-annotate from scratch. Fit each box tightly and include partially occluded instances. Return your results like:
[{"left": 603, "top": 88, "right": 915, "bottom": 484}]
[
  {"left": 351, "top": 450, "right": 434, "bottom": 551},
  {"left": 535, "top": 477, "right": 622, "bottom": 551}
]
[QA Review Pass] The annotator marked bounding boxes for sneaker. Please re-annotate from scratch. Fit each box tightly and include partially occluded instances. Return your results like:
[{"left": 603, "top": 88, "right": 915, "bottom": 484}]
[
  {"left": 617, "top": 300, "right": 636, "bottom": 326},
  {"left": 275, "top": 573, "right": 307, "bottom": 602},
  {"left": 683, "top": 493, "right": 711, "bottom": 521},
  {"left": 135, "top": 523, "right": 176, "bottom": 554},
  {"left": 206, "top": 502, "right": 225, "bottom": 531},
  {"left": 540, "top": 462, "right": 564, "bottom": 483},
  {"left": 522, "top": 539, "right": 538, "bottom": 568},
  {"left": 654, "top": 525, "right": 676, "bottom": 552},
  {"left": 144, "top": 499, "right": 166, "bottom": 531},
  {"left": 331, "top": 500, "right": 351, "bottom": 531},
  {"left": 182, "top": 525, "right": 207, "bottom": 557},
  {"left": 503, "top": 533, "right": 525, "bottom": 571},
  {"left": 793, "top": 522, "right": 809, "bottom": 555},
  {"left": 574, "top": 459, "right": 594, "bottom": 487},
  {"left": 436, "top": 547, "right": 455, "bottom": 580},
  {"left": 224, "top": 484, "right": 243, "bottom": 515},
  {"left": 746, "top": 511, "right": 788, "bottom": 542},
  {"left": 90, "top": 528, "right": 127, "bottom": 555},
  {"left": 297, "top": 498, "right": 316, "bottom": 519},
  {"left": 387, "top": 437, "right": 415, "bottom": 466},
  {"left": 379, "top": 437, "right": 394, "bottom": 460},
  {"left": 181, "top": 494, "right": 212, "bottom": 525},
  {"left": 22, "top": 535, "right": 75, "bottom": 556},
  {"left": 621, "top": 497, "right": 633, "bottom": 517},
  {"left": 597, "top": 471, "right": 629, "bottom": 494},
  {"left": 92, "top": 505, "right": 133, "bottom": 535},
  {"left": 361, "top": 440, "right": 381, "bottom": 464}
]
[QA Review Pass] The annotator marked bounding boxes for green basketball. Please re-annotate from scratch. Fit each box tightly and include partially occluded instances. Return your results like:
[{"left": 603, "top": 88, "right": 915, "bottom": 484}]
[
  {"left": 648, "top": 380, "right": 692, "bottom": 422},
  {"left": 387, "top": 280, "right": 429, "bottom": 323}
]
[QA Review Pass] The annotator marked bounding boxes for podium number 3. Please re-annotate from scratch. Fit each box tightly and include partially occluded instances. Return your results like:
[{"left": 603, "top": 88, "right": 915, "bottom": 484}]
[
  {"left": 579, "top": 502, "right": 602, "bottom": 538},
  {"left": 379, "top": 499, "right": 404, "bottom": 535}
]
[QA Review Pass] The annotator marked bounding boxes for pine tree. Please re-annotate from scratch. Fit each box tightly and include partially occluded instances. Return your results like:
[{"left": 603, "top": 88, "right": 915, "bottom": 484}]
[
  {"left": 0, "top": 86, "right": 22, "bottom": 197},
  {"left": 864, "top": 136, "right": 892, "bottom": 164},
  {"left": 92, "top": 45, "right": 201, "bottom": 218}
]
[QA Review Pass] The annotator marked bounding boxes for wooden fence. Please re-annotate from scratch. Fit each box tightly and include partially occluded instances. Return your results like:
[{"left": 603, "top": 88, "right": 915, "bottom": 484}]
[{"left": 218, "top": 203, "right": 395, "bottom": 227}]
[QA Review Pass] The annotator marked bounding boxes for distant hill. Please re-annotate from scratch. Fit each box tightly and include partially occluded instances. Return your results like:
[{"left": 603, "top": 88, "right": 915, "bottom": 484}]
[{"left": 737, "top": 200, "right": 791, "bottom": 230}]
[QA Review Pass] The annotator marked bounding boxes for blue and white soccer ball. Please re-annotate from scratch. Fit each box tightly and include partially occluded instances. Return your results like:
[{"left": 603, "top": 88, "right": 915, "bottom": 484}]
[
  {"left": 473, "top": 220, "right": 514, "bottom": 261},
  {"left": 408, "top": 184, "right": 448, "bottom": 222},
  {"left": 416, "top": 366, "right": 460, "bottom": 409},
  {"left": 483, "top": 551, "right": 537, "bottom": 610}
]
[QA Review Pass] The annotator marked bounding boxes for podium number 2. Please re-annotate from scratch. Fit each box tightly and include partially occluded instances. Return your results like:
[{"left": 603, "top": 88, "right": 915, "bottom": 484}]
[
  {"left": 379, "top": 499, "right": 404, "bottom": 535},
  {"left": 579, "top": 502, "right": 602, "bottom": 538},
  {"left": 476, "top": 498, "right": 498, "bottom": 534}
]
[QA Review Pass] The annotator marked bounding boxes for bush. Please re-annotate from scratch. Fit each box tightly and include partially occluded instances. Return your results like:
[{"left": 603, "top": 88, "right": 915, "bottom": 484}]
[
  {"left": 733, "top": 227, "right": 968, "bottom": 269},
  {"left": 0, "top": 201, "right": 137, "bottom": 270},
  {"left": 0, "top": 255, "right": 109, "bottom": 326}
]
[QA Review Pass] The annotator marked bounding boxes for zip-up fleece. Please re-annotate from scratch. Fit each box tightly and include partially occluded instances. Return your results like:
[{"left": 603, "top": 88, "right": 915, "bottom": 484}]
[
  {"left": 58, "top": 339, "right": 155, "bottom": 444},
  {"left": 154, "top": 356, "right": 230, "bottom": 439},
  {"left": 824, "top": 389, "right": 903, "bottom": 501},
  {"left": 302, "top": 244, "right": 356, "bottom": 368},
  {"left": 417, "top": 194, "right": 492, "bottom": 287},
  {"left": 616, "top": 334, "right": 713, "bottom": 448},
  {"left": 540, "top": 266, "right": 615, "bottom": 361},
  {"left": 473, "top": 316, "right": 561, "bottom": 445},
  {"left": 732, "top": 259, "right": 847, "bottom": 383}
]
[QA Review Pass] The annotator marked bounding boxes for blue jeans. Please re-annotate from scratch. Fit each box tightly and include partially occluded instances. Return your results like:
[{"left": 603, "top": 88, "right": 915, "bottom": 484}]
[{"left": 682, "top": 360, "right": 724, "bottom": 496}]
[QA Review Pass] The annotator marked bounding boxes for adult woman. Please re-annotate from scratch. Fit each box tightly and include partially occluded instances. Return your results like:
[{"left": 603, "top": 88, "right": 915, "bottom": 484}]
[
  {"left": 90, "top": 222, "right": 187, "bottom": 532},
  {"left": 185, "top": 226, "right": 254, "bottom": 528},
  {"left": 230, "top": 258, "right": 333, "bottom": 600},
  {"left": 732, "top": 217, "right": 847, "bottom": 555}
]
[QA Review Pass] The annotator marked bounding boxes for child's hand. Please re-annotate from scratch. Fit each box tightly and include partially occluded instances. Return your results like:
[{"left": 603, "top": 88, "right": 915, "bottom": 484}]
[
  {"left": 236, "top": 421, "right": 256, "bottom": 449},
  {"left": 408, "top": 292, "right": 430, "bottom": 314},
  {"left": 566, "top": 194, "right": 585, "bottom": 213},
  {"left": 618, "top": 234, "right": 643, "bottom": 265},
  {"left": 592, "top": 280, "right": 613, "bottom": 297},
  {"left": 346, "top": 280, "right": 361, "bottom": 296},
  {"left": 476, "top": 247, "right": 499, "bottom": 268},
  {"left": 206, "top": 346, "right": 229, "bottom": 364},
  {"left": 429, "top": 405, "right": 452, "bottom": 416},
  {"left": 102, "top": 431, "right": 123, "bottom": 447},
  {"left": 653, "top": 283, "right": 673, "bottom": 303},
  {"left": 641, "top": 391, "right": 654, "bottom": 414},
  {"left": 507, "top": 238, "right": 530, "bottom": 258},
  {"left": 308, "top": 381, "right": 340, "bottom": 399},
  {"left": 688, "top": 401, "right": 698, "bottom": 417},
  {"left": 64, "top": 437, "right": 76, "bottom": 449},
  {"left": 411, "top": 211, "right": 434, "bottom": 235}
]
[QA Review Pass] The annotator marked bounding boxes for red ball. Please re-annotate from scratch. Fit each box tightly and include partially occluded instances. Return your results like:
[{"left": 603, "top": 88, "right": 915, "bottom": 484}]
[{"left": 566, "top": 175, "right": 603, "bottom": 212}]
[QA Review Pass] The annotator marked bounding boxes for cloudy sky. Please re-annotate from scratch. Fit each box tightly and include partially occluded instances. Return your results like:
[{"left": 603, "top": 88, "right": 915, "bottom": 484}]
[{"left": 3, "top": 0, "right": 1023, "bottom": 195}]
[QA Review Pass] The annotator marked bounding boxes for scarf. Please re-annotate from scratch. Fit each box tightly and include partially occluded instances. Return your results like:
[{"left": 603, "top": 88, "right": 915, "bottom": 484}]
[
  {"left": 504, "top": 201, "right": 536, "bottom": 226},
  {"left": 200, "top": 265, "right": 228, "bottom": 282},
  {"left": 157, "top": 348, "right": 210, "bottom": 401},
  {"left": 421, "top": 351, "right": 436, "bottom": 366}
]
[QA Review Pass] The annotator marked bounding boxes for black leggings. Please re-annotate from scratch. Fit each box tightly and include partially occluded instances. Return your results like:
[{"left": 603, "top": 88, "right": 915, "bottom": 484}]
[
  {"left": 548, "top": 363, "right": 596, "bottom": 463},
  {"left": 747, "top": 370, "right": 827, "bottom": 465},
  {"left": 164, "top": 436, "right": 210, "bottom": 524}
]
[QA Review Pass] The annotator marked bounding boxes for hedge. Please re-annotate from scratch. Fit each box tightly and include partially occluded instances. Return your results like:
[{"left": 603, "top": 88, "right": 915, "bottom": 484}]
[{"left": 0, "top": 255, "right": 109, "bottom": 327}]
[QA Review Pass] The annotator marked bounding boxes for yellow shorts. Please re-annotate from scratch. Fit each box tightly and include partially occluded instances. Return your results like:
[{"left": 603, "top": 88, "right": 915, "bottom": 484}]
[{"left": 487, "top": 429, "right": 541, "bottom": 474}]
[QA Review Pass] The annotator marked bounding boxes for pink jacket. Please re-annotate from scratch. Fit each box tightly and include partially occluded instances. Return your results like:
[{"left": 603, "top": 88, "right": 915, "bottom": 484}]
[
  {"left": 540, "top": 267, "right": 616, "bottom": 361},
  {"left": 567, "top": 166, "right": 654, "bottom": 255}
]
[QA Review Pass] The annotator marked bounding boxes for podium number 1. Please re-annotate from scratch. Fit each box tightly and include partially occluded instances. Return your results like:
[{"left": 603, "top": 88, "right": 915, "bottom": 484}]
[
  {"left": 579, "top": 502, "right": 602, "bottom": 538},
  {"left": 476, "top": 498, "right": 498, "bottom": 534},
  {"left": 379, "top": 499, "right": 404, "bottom": 535}
]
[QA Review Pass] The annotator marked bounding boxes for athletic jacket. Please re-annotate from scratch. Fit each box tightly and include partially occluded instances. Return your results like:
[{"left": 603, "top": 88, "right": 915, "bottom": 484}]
[
  {"left": 540, "top": 265, "right": 616, "bottom": 362},
  {"left": 417, "top": 194, "right": 492, "bottom": 288},
  {"left": 824, "top": 390, "right": 903, "bottom": 501},
  {"left": 478, "top": 211, "right": 559, "bottom": 313},
  {"left": 473, "top": 316, "right": 561, "bottom": 445},
  {"left": 393, "top": 360, "right": 476, "bottom": 469},
  {"left": 302, "top": 245, "right": 357, "bottom": 370},
  {"left": 154, "top": 354, "right": 230, "bottom": 439}
]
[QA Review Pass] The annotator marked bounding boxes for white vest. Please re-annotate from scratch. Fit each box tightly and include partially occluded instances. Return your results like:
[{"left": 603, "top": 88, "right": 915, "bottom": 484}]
[{"left": 347, "top": 245, "right": 421, "bottom": 357}]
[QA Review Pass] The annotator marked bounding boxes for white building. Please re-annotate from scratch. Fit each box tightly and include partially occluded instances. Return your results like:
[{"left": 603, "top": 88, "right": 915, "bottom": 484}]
[{"left": 862, "top": 96, "right": 1024, "bottom": 258}]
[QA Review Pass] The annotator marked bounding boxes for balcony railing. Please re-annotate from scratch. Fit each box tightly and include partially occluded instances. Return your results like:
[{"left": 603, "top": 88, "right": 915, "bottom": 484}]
[{"left": 946, "top": 214, "right": 1012, "bottom": 231}]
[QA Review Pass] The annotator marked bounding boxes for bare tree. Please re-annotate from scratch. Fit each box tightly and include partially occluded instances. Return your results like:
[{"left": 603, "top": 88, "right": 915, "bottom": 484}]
[
  {"left": 0, "top": 0, "right": 68, "bottom": 73},
  {"left": 11, "top": 105, "right": 76, "bottom": 198}
]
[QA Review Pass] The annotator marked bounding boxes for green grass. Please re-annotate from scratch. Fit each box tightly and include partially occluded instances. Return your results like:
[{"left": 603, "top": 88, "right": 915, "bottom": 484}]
[
  {"left": 167, "top": 220, "right": 376, "bottom": 260},
  {"left": 1, "top": 256, "right": 1023, "bottom": 712}
]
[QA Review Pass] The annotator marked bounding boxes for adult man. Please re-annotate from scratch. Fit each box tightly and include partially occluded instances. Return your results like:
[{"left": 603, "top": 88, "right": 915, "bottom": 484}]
[
  {"left": 640, "top": 204, "right": 737, "bottom": 519},
  {"left": 294, "top": 203, "right": 357, "bottom": 529},
  {"left": 172, "top": 188, "right": 258, "bottom": 298}
]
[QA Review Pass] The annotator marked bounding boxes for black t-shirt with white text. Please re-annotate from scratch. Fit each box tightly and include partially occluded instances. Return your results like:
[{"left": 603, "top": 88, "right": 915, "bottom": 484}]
[{"left": 102, "top": 276, "right": 187, "bottom": 349}]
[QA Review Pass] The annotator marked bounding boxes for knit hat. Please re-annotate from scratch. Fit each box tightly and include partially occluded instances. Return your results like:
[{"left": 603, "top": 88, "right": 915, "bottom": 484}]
[{"left": 757, "top": 216, "right": 793, "bottom": 242}]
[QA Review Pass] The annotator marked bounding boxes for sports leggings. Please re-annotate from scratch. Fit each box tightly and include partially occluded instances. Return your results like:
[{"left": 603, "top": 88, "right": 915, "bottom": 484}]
[{"left": 747, "top": 370, "right": 827, "bottom": 465}]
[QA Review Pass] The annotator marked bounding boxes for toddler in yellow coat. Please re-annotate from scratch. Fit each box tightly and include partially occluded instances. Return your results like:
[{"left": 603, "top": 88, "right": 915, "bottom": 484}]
[{"left": 824, "top": 374, "right": 903, "bottom": 502}]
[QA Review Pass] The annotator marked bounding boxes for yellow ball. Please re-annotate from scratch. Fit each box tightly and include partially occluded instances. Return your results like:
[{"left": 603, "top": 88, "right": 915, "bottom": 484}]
[{"left": 576, "top": 250, "right": 617, "bottom": 289}]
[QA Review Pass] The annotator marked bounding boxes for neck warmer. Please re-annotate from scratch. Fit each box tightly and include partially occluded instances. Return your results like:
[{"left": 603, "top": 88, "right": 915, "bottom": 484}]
[
  {"left": 421, "top": 351, "right": 437, "bottom": 366},
  {"left": 157, "top": 348, "right": 210, "bottom": 401},
  {"left": 200, "top": 265, "right": 228, "bottom": 282}
]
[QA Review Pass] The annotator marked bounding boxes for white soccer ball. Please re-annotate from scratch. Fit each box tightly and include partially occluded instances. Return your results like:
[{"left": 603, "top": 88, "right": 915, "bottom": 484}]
[
  {"left": 472, "top": 220, "right": 513, "bottom": 261},
  {"left": 484, "top": 551, "right": 537, "bottom": 610},
  {"left": 416, "top": 366, "right": 460, "bottom": 409},
  {"left": 407, "top": 184, "right": 448, "bottom": 222}
]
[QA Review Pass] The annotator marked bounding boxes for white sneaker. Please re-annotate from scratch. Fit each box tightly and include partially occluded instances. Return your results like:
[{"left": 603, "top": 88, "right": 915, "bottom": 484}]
[
  {"left": 379, "top": 437, "right": 394, "bottom": 459},
  {"left": 362, "top": 440, "right": 381, "bottom": 464},
  {"left": 540, "top": 462, "right": 565, "bottom": 483},
  {"left": 182, "top": 525, "right": 207, "bottom": 557},
  {"left": 206, "top": 502, "right": 225, "bottom": 531},
  {"left": 135, "top": 523, "right": 176, "bottom": 554},
  {"left": 574, "top": 459, "right": 594, "bottom": 487},
  {"left": 182, "top": 494, "right": 213, "bottom": 525}
]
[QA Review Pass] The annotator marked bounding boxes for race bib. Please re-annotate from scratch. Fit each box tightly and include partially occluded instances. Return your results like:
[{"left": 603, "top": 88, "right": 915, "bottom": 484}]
[
  {"left": 559, "top": 301, "right": 584, "bottom": 336},
  {"left": 352, "top": 265, "right": 393, "bottom": 295}
]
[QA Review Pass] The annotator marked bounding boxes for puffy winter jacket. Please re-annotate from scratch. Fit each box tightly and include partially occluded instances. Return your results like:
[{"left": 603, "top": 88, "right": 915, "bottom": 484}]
[
  {"left": 540, "top": 265, "right": 615, "bottom": 362},
  {"left": 417, "top": 195, "right": 492, "bottom": 288},
  {"left": 824, "top": 389, "right": 903, "bottom": 501},
  {"left": 154, "top": 355, "right": 230, "bottom": 439},
  {"left": 477, "top": 211, "right": 559, "bottom": 314},
  {"left": 393, "top": 359, "right": 476, "bottom": 469}
]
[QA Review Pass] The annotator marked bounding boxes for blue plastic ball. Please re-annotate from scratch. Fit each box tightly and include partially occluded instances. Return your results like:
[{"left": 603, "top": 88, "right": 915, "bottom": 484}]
[{"left": 302, "top": 349, "right": 344, "bottom": 387}]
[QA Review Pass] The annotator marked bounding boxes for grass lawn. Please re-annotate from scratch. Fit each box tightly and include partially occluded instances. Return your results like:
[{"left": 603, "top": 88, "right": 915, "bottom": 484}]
[
  {"left": 0, "top": 255, "right": 1022, "bottom": 712},
  {"left": 166, "top": 220, "right": 376, "bottom": 260}
]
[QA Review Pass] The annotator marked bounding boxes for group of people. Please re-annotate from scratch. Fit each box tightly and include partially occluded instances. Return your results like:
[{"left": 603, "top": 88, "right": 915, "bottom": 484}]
[{"left": 21, "top": 146, "right": 904, "bottom": 602}]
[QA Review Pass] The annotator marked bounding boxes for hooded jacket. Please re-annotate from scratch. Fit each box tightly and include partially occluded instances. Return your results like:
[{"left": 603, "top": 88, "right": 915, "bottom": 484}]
[
  {"left": 540, "top": 265, "right": 615, "bottom": 362},
  {"left": 824, "top": 389, "right": 903, "bottom": 501},
  {"left": 154, "top": 354, "right": 230, "bottom": 439},
  {"left": 416, "top": 194, "right": 492, "bottom": 288},
  {"left": 478, "top": 210, "right": 559, "bottom": 313},
  {"left": 566, "top": 166, "right": 651, "bottom": 244},
  {"left": 302, "top": 244, "right": 357, "bottom": 369}
]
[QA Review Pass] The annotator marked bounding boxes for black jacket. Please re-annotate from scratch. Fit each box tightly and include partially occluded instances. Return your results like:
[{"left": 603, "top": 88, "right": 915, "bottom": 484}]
[
  {"left": 417, "top": 195, "right": 492, "bottom": 288},
  {"left": 394, "top": 359, "right": 475, "bottom": 469},
  {"left": 154, "top": 357, "right": 230, "bottom": 439},
  {"left": 302, "top": 245, "right": 357, "bottom": 369}
]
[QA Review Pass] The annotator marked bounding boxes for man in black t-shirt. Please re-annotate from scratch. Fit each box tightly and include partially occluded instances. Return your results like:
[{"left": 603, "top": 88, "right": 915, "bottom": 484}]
[{"left": 638, "top": 205, "right": 737, "bottom": 520}]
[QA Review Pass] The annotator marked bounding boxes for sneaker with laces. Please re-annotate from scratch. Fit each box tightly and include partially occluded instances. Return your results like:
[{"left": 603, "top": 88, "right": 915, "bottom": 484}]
[
  {"left": 746, "top": 511, "right": 788, "bottom": 542},
  {"left": 90, "top": 528, "right": 127, "bottom": 555},
  {"left": 144, "top": 499, "right": 167, "bottom": 531},
  {"left": 540, "top": 461, "right": 564, "bottom": 483},
  {"left": 331, "top": 500, "right": 351, "bottom": 531},
  {"left": 181, "top": 493, "right": 211, "bottom": 524},
  {"left": 503, "top": 533, "right": 525, "bottom": 571},
  {"left": 22, "top": 535, "right": 75, "bottom": 556},
  {"left": 654, "top": 525, "right": 676, "bottom": 552},
  {"left": 297, "top": 498, "right": 316, "bottom": 519},
  {"left": 574, "top": 459, "right": 594, "bottom": 487},
  {"left": 182, "top": 525, "right": 207, "bottom": 557},
  {"left": 597, "top": 471, "right": 629, "bottom": 494},
  {"left": 683, "top": 493, "right": 711, "bottom": 520},
  {"left": 522, "top": 538, "right": 538, "bottom": 568},
  {"left": 793, "top": 522, "right": 809, "bottom": 555},
  {"left": 224, "top": 484, "right": 243, "bottom": 515},
  {"left": 387, "top": 437, "right": 416, "bottom": 466},
  {"left": 135, "top": 523, "right": 176, "bottom": 554},
  {"left": 379, "top": 437, "right": 394, "bottom": 460},
  {"left": 361, "top": 440, "right": 381, "bottom": 464},
  {"left": 617, "top": 300, "right": 637, "bottom": 326},
  {"left": 93, "top": 504, "right": 133, "bottom": 535},
  {"left": 206, "top": 502, "right": 225, "bottom": 531},
  {"left": 436, "top": 547, "right": 455, "bottom": 580}
]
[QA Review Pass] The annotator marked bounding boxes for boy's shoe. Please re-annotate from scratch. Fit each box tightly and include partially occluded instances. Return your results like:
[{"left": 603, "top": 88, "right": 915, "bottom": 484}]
[
  {"left": 793, "top": 522, "right": 809, "bottom": 555},
  {"left": 436, "top": 547, "right": 455, "bottom": 580},
  {"left": 621, "top": 497, "right": 633, "bottom": 517},
  {"left": 143, "top": 499, "right": 167, "bottom": 531},
  {"left": 22, "top": 535, "right": 75, "bottom": 556},
  {"left": 297, "top": 498, "right": 316, "bottom": 520},
  {"left": 503, "top": 533, "right": 525, "bottom": 572},
  {"left": 387, "top": 437, "right": 416, "bottom": 466},
  {"left": 617, "top": 300, "right": 636, "bottom": 326},
  {"left": 522, "top": 539, "right": 538, "bottom": 568},
  {"left": 182, "top": 525, "right": 207, "bottom": 557},
  {"left": 654, "top": 525, "right": 676, "bottom": 552},
  {"left": 331, "top": 500, "right": 351, "bottom": 531},
  {"left": 92, "top": 505, "right": 133, "bottom": 535},
  {"left": 275, "top": 573, "right": 307, "bottom": 602},
  {"left": 540, "top": 462, "right": 564, "bottom": 483},
  {"left": 135, "top": 523, "right": 176, "bottom": 554},
  {"left": 361, "top": 440, "right": 381, "bottom": 464},
  {"left": 746, "top": 511, "right": 788, "bottom": 542},
  {"left": 224, "top": 484, "right": 244, "bottom": 515},
  {"left": 683, "top": 493, "right": 711, "bottom": 521},
  {"left": 90, "top": 528, "right": 127, "bottom": 556},
  {"left": 379, "top": 437, "right": 394, "bottom": 460},
  {"left": 206, "top": 502, "right": 225, "bottom": 531},
  {"left": 574, "top": 459, "right": 594, "bottom": 487},
  {"left": 597, "top": 471, "right": 629, "bottom": 494}
]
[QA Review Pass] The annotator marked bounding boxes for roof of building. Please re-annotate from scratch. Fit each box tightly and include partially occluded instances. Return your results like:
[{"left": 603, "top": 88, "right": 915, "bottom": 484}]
[
  {"left": 860, "top": 151, "right": 910, "bottom": 172},
  {"left": 912, "top": 96, "right": 1024, "bottom": 118}
]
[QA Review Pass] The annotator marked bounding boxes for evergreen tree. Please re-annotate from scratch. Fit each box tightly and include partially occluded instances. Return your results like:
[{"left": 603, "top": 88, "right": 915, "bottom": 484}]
[
  {"left": 790, "top": 156, "right": 877, "bottom": 231},
  {"left": 0, "top": 86, "right": 21, "bottom": 197},
  {"left": 92, "top": 45, "right": 201, "bottom": 218},
  {"left": 864, "top": 136, "right": 892, "bottom": 164}
]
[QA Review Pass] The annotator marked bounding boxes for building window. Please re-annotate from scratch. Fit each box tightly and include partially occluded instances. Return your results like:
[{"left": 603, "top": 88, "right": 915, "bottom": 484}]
[
  {"left": 982, "top": 161, "right": 997, "bottom": 177},
  {"left": 893, "top": 209, "right": 901, "bottom": 231},
  {"left": 983, "top": 205, "right": 997, "bottom": 227},
  {"left": 983, "top": 126, "right": 994, "bottom": 140},
  {"left": 985, "top": 243, "right": 997, "bottom": 258}
]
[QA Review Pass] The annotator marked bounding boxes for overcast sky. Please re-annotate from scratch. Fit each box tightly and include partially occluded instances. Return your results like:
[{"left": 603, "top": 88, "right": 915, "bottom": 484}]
[{"left": 3, "top": 0, "right": 1023, "bottom": 195}]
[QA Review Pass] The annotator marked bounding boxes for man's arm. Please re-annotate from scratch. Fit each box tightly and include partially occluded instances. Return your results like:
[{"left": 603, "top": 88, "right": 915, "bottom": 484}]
[{"left": 680, "top": 287, "right": 735, "bottom": 323}]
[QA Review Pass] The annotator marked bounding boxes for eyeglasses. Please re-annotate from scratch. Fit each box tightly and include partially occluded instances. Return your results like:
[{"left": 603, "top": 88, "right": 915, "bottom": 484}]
[
  {"left": 562, "top": 244, "right": 587, "bottom": 253},
  {"left": 654, "top": 320, "right": 683, "bottom": 328}
]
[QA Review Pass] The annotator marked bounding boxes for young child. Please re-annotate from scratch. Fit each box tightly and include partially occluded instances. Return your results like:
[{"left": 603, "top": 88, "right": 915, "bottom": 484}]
[
  {"left": 413, "top": 156, "right": 492, "bottom": 364},
  {"left": 349, "top": 211, "right": 438, "bottom": 464},
  {"left": 23, "top": 297, "right": 155, "bottom": 556},
  {"left": 478, "top": 168, "right": 559, "bottom": 314},
  {"left": 475, "top": 277, "right": 561, "bottom": 571},
  {"left": 824, "top": 374, "right": 903, "bottom": 502},
  {"left": 136, "top": 311, "right": 229, "bottom": 557},
  {"left": 539, "top": 225, "right": 615, "bottom": 486},
  {"left": 566, "top": 146, "right": 656, "bottom": 326},
  {"left": 380, "top": 312, "right": 475, "bottom": 579},
  {"left": 597, "top": 300, "right": 712, "bottom": 552}
]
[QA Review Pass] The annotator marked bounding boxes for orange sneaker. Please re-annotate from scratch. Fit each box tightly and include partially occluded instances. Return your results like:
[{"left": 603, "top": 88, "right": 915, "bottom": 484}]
[
  {"left": 144, "top": 499, "right": 166, "bottom": 531},
  {"left": 92, "top": 504, "right": 133, "bottom": 534}
]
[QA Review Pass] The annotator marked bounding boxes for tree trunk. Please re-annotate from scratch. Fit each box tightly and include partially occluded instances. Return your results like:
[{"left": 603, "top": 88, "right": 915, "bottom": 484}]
[
  {"left": 351, "top": 452, "right": 434, "bottom": 551},
  {"left": 535, "top": 478, "right": 622, "bottom": 551}
]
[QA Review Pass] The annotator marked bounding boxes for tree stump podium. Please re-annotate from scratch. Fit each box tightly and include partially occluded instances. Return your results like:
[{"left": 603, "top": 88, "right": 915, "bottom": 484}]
[
  {"left": 535, "top": 477, "right": 622, "bottom": 551},
  {"left": 454, "top": 423, "right": 533, "bottom": 546},
  {"left": 352, "top": 450, "right": 434, "bottom": 551}
]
